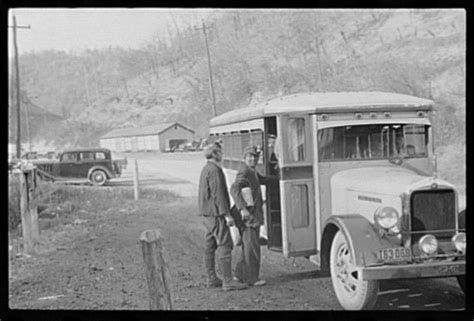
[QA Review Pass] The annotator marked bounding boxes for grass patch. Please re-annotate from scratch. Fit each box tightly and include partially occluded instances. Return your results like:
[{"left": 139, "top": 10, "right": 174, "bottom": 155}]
[
  {"left": 9, "top": 174, "right": 180, "bottom": 233},
  {"left": 49, "top": 185, "right": 179, "bottom": 211}
]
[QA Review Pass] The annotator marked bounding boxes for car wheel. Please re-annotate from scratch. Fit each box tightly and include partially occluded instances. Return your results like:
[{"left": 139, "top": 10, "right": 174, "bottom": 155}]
[
  {"left": 90, "top": 170, "right": 107, "bottom": 186},
  {"left": 330, "top": 231, "right": 379, "bottom": 310},
  {"left": 457, "top": 275, "right": 465, "bottom": 293}
]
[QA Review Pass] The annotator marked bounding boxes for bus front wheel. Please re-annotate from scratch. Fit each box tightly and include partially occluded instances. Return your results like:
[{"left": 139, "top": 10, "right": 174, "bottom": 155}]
[{"left": 330, "top": 231, "right": 379, "bottom": 310}]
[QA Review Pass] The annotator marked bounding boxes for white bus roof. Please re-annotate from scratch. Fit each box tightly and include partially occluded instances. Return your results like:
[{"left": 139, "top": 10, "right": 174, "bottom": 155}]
[{"left": 210, "top": 91, "right": 433, "bottom": 127}]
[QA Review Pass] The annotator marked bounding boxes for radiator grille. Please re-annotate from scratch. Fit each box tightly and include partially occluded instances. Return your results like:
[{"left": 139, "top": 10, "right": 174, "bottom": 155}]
[{"left": 410, "top": 190, "right": 455, "bottom": 240}]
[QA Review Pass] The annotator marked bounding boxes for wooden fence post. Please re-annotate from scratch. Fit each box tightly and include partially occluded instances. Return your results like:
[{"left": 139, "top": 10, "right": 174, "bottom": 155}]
[
  {"left": 133, "top": 159, "right": 139, "bottom": 200},
  {"left": 140, "top": 229, "right": 173, "bottom": 310},
  {"left": 19, "top": 168, "right": 39, "bottom": 254}
]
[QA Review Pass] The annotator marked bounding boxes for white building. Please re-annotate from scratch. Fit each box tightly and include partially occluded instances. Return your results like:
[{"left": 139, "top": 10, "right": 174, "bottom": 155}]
[{"left": 99, "top": 122, "right": 195, "bottom": 152}]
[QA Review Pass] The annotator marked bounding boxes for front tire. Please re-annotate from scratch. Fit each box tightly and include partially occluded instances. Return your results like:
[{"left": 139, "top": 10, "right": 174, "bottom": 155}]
[
  {"left": 90, "top": 170, "right": 108, "bottom": 186},
  {"left": 330, "top": 231, "right": 379, "bottom": 310}
]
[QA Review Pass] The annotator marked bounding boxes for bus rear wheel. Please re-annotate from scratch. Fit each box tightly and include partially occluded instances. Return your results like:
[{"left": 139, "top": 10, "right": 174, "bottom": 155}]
[{"left": 330, "top": 231, "right": 379, "bottom": 310}]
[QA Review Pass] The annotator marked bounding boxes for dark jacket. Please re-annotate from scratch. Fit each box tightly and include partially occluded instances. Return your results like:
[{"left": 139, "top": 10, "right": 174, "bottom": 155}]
[
  {"left": 198, "top": 161, "right": 231, "bottom": 217},
  {"left": 230, "top": 163, "right": 273, "bottom": 227}
]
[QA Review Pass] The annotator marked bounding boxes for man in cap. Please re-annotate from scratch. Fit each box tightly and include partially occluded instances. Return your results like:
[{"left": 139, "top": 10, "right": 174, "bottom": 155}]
[
  {"left": 230, "top": 146, "right": 277, "bottom": 286},
  {"left": 198, "top": 142, "right": 248, "bottom": 291}
]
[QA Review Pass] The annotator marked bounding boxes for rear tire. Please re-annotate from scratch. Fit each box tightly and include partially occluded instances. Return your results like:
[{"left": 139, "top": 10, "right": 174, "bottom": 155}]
[
  {"left": 330, "top": 230, "right": 379, "bottom": 310},
  {"left": 457, "top": 275, "right": 465, "bottom": 293},
  {"left": 90, "top": 170, "right": 107, "bottom": 186}
]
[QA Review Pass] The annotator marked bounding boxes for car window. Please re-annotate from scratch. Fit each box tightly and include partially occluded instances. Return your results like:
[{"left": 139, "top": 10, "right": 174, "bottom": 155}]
[
  {"left": 80, "top": 152, "right": 93, "bottom": 161},
  {"left": 95, "top": 152, "right": 106, "bottom": 160},
  {"left": 62, "top": 153, "right": 77, "bottom": 161}
]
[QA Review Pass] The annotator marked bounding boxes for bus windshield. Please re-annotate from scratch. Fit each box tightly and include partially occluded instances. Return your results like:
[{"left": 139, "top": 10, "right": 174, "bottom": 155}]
[{"left": 318, "top": 124, "right": 429, "bottom": 161}]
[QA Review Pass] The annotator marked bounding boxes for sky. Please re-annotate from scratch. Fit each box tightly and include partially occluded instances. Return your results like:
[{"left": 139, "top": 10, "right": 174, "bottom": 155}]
[{"left": 8, "top": 8, "right": 214, "bottom": 56}]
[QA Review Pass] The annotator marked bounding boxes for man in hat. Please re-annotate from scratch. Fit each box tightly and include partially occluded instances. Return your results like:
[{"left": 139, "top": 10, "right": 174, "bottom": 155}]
[
  {"left": 198, "top": 142, "right": 248, "bottom": 291},
  {"left": 230, "top": 146, "right": 277, "bottom": 286}
]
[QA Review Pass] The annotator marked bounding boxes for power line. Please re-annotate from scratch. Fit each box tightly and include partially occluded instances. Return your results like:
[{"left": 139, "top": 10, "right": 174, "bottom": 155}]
[{"left": 9, "top": 16, "right": 30, "bottom": 158}]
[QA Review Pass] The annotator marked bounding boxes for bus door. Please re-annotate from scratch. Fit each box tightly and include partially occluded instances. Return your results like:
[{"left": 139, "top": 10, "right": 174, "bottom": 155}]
[
  {"left": 278, "top": 114, "right": 317, "bottom": 258},
  {"left": 263, "top": 117, "right": 282, "bottom": 251}
]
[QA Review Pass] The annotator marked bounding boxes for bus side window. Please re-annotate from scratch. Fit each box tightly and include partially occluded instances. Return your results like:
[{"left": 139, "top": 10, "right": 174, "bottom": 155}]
[
  {"left": 241, "top": 133, "right": 250, "bottom": 155},
  {"left": 288, "top": 118, "right": 306, "bottom": 162}
]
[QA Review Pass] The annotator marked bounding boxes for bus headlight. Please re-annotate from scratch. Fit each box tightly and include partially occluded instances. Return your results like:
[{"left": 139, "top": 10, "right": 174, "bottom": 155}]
[
  {"left": 419, "top": 234, "right": 438, "bottom": 255},
  {"left": 374, "top": 206, "right": 399, "bottom": 229},
  {"left": 452, "top": 233, "right": 466, "bottom": 254}
]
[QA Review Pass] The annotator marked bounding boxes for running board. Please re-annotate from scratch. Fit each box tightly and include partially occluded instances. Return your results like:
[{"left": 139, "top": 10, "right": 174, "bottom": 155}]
[{"left": 309, "top": 254, "right": 321, "bottom": 268}]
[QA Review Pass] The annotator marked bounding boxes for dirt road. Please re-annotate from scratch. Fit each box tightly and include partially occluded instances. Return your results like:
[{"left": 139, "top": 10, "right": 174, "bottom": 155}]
[
  {"left": 110, "top": 152, "right": 205, "bottom": 197},
  {"left": 8, "top": 152, "right": 465, "bottom": 311}
]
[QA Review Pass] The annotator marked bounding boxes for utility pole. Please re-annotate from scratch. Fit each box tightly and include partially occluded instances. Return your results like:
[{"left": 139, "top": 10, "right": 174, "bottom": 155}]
[
  {"left": 314, "top": 21, "right": 323, "bottom": 92},
  {"left": 195, "top": 21, "right": 217, "bottom": 117},
  {"left": 315, "top": 36, "right": 323, "bottom": 92},
  {"left": 24, "top": 93, "right": 32, "bottom": 152},
  {"left": 9, "top": 15, "right": 30, "bottom": 159}
]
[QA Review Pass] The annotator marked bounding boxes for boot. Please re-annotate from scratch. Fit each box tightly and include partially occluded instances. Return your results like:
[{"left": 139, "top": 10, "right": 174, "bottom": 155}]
[
  {"left": 219, "top": 246, "right": 247, "bottom": 291},
  {"left": 205, "top": 251, "right": 222, "bottom": 288}
]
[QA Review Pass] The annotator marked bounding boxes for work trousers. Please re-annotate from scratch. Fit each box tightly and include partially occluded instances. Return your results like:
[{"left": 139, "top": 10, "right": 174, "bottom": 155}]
[
  {"left": 203, "top": 215, "right": 233, "bottom": 283},
  {"left": 234, "top": 225, "right": 260, "bottom": 285}
]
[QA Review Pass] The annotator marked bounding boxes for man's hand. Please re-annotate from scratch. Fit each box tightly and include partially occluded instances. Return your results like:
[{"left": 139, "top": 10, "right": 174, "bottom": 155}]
[
  {"left": 240, "top": 208, "right": 251, "bottom": 221},
  {"left": 224, "top": 214, "right": 235, "bottom": 227}
]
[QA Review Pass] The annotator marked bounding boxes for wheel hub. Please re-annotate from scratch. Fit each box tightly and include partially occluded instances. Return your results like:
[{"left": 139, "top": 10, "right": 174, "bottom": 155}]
[{"left": 336, "top": 245, "right": 358, "bottom": 295}]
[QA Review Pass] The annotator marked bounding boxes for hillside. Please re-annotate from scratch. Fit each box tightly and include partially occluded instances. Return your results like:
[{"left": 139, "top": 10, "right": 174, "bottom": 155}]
[{"left": 9, "top": 10, "right": 465, "bottom": 157}]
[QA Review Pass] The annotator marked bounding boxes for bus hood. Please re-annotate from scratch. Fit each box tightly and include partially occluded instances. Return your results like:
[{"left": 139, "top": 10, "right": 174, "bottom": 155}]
[
  {"left": 332, "top": 166, "right": 436, "bottom": 196},
  {"left": 330, "top": 166, "right": 455, "bottom": 218}
]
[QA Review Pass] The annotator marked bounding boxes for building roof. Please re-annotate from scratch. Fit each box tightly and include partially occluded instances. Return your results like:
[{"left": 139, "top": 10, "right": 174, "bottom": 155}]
[
  {"left": 100, "top": 122, "right": 194, "bottom": 139},
  {"left": 62, "top": 148, "right": 111, "bottom": 153},
  {"left": 210, "top": 91, "right": 434, "bottom": 127}
]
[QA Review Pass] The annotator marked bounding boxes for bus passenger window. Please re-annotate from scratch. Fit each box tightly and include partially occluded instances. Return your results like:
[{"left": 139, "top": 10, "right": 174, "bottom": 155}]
[
  {"left": 288, "top": 118, "right": 305, "bottom": 162},
  {"left": 241, "top": 133, "right": 250, "bottom": 155}
]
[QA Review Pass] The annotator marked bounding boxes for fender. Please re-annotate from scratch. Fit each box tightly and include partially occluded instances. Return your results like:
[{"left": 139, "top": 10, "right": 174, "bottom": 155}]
[
  {"left": 321, "top": 214, "right": 393, "bottom": 272},
  {"left": 87, "top": 165, "right": 114, "bottom": 180}
]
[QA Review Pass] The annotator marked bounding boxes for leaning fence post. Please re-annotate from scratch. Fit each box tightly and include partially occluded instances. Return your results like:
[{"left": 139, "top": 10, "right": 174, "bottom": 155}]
[
  {"left": 19, "top": 168, "right": 39, "bottom": 254},
  {"left": 140, "top": 229, "right": 173, "bottom": 310},
  {"left": 133, "top": 159, "right": 139, "bottom": 200}
]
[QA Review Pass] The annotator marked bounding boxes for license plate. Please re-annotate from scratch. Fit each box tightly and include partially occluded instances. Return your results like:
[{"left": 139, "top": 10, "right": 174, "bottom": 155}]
[{"left": 378, "top": 247, "right": 412, "bottom": 262}]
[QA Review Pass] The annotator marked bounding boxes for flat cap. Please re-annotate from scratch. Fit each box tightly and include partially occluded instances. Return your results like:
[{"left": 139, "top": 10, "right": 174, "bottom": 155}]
[{"left": 243, "top": 146, "right": 260, "bottom": 157}]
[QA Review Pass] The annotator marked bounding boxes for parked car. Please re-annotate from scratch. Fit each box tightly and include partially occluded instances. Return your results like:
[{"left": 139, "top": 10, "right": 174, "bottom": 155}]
[
  {"left": 176, "top": 143, "right": 186, "bottom": 152},
  {"left": 21, "top": 151, "right": 38, "bottom": 160},
  {"left": 45, "top": 151, "right": 57, "bottom": 159},
  {"left": 34, "top": 148, "right": 125, "bottom": 186}
]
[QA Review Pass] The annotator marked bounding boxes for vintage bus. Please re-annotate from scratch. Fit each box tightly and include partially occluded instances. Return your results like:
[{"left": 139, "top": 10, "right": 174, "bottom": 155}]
[{"left": 208, "top": 91, "right": 465, "bottom": 310}]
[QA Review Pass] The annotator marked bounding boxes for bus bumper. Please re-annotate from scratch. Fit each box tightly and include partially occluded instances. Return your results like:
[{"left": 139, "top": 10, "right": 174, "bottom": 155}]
[{"left": 360, "top": 260, "right": 465, "bottom": 280}]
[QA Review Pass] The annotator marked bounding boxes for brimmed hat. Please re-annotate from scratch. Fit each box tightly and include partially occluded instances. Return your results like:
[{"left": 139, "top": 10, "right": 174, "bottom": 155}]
[
  {"left": 243, "top": 146, "right": 260, "bottom": 157},
  {"left": 203, "top": 142, "right": 222, "bottom": 159}
]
